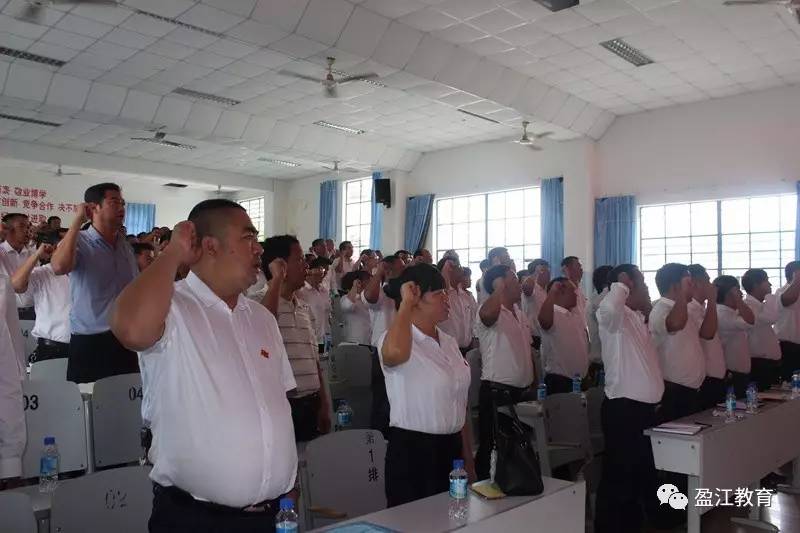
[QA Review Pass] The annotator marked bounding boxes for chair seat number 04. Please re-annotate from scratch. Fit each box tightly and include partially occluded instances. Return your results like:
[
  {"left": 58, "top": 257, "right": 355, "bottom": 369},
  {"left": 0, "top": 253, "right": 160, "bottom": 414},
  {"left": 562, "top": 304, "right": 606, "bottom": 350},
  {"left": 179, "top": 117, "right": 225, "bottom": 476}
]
[{"left": 128, "top": 387, "right": 142, "bottom": 402}]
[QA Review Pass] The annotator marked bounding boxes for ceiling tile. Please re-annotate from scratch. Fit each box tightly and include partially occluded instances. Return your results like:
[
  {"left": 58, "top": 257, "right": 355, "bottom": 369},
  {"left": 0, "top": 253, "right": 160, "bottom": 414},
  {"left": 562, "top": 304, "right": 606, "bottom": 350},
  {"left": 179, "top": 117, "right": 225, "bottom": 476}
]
[
  {"left": 177, "top": 4, "right": 245, "bottom": 33},
  {"left": 399, "top": 7, "right": 458, "bottom": 32},
  {"left": 55, "top": 14, "right": 113, "bottom": 39},
  {"left": 362, "top": 0, "right": 426, "bottom": 19},
  {"left": 242, "top": 49, "right": 294, "bottom": 68},
  {"left": 39, "top": 28, "right": 95, "bottom": 50},
  {"left": 103, "top": 28, "right": 158, "bottom": 50},
  {"left": 575, "top": 0, "right": 636, "bottom": 23},
  {"left": 525, "top": 35, "right": 573, "bottom": 58},
  {"left": 500, "top": 1, "right": 552, "bottom": 22},
  {"left": 227, "top": 19, "right": 288, "bottom": 46},
  {"left": 545, "top": 48, "right": 595, "bottom": 68},
  {"left": 436, "top": 0, "right": 496, "bottom": 20},
  {"left": 533, "top": 9, "right": 593, "bottom": 35},
  {"left": 488, "top": 47, "right": 535, "bottom": 67},
  {"left": 205, "top": 38, "right": 257, "bottom": 59},
  {"left": 251, "top": 0, "right": 310, "bottom": 33},
  {"left": 468, "top": 8, "right": 525, "bottom": 34},
  {"left": 463, "top": 36, "right": 514, "bottom": 56},
  {"left": 337, "top": 6, "right": 392, "bottom": 59},
  {"left": 44, "top": 73, "right": 90, "bottom": 110},
  {"left": 120, "top": 13, "right": 176, "bottom": 38},
  {"left": 163, "top": 27, "right": 219, "bottom": 48},
  {"left": 296, "top": 0, "right": 353, "bottom": 46},
  {"left": 269, "top": 33, "right": 328, "bottom": 58},
  {"left": 183, "top": 103, "right": 223, "bottom": 135},
  {"left": 201, "top": 0, "right": 257, "bottom": 17},
  {"left": 221, "top": 59, "right": 269, "bottom": 78},
  {"left": 435, "top": 46, "right": 480, "bottom": 87},
  {"left": 404, "top": 34, "right": 455, "bottom": 79},
  {"left": 71, "top": 51, "right": 124, "bottom": 71},
  {"left": 87, "top": 40, "right": 138, "bottom": 60},
  {"left": 599, "top": 12, "right": 659, "bottom": 37},
  {"left": 26, "top": 41, "right": 80, "bottom": 62},
  {"left": 496, "top": 23, "right": 551, "bottom": 47},
  {"left": 559, "top": 24, "right": 613, "bottom": 47},
  {"left": 123, "top": 0, "right": 195, "bottom": 18},
  {"left": 146, "top": 39, "right": 197, "bottom": 60},
  {"left": 4, "top": 63, "right": 50, "bottom": 102},
  {"left": 372, "top": 21, "right": 423, "bottom": 68},
  {"left": 84, "top": 82, "right": 127, "bottom": 116},
  {"left": 433, "top": 23, "right": 487, "bottom": 44}
]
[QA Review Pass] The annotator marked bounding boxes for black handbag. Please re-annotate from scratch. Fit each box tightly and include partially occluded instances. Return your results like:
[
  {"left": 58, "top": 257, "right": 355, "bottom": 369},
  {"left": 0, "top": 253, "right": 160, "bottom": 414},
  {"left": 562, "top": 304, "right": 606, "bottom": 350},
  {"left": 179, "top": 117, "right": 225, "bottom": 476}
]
[{"left": 490, "top": 387, "right": 544, "bottom": 496}]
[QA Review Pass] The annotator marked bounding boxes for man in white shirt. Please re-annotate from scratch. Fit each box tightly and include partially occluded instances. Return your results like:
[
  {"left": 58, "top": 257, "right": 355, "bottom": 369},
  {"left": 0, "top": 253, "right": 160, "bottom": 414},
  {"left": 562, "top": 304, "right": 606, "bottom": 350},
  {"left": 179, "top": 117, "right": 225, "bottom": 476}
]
[
  {"left": 339, "top": 271, "right": 372, "bottom": 345},
  {"left": 473, "top": 264, "right": 534, "bottom": 480},
  {"left": 298, "top": 257, "right": 333, "bottom": 348},
  {"left": 438, "top": 259, "right": 476, "bottom": 353},
  {"left": 774, "top": 261, "right": 800, "bottom": 382},
  {"left": 561, "top": 256, "right": 587, "bottom": 313},
  {"left": 649, "top": 263, "right": 705, "bottom": 422},
  {"left": 477, "top": 247, "right": 515, "bottom": 304},
  {"left": 110, "top": 200, "right": 297, "bottom": 532},
  {"left": 522, "top": 259, "right": 550, "bottom": 347},
  {"left": 0, "top": 213, "right": 35, "bottom": 316},
  {"left": 309, "top": 238, "right": 333, "bottom": 292},
  {"left": 587, "top": 265, "right": 613, "bottom": 365},
  {"left": 538, "top": 277, "right": 590, "bottom": 394},
  {"left": 714, "top": 275, "right": 755, "bottom": 397},
  {"left": 10, "top": 233, "right": 71, "bottom": 361},
  {"left": 0, "top": 273, "right": 25, "bottom": 488},
  {"left": 742, "top": 268, "right": 782, "bottom": 390},
  {"left": 687, "top": 264, "right": 727, "bottom": 410},
  {"left": 330, "top": 240, "right": 355, "bottom": 293},
  {"left": 595, "top": 264, "right": 663, "bottom": 533}
]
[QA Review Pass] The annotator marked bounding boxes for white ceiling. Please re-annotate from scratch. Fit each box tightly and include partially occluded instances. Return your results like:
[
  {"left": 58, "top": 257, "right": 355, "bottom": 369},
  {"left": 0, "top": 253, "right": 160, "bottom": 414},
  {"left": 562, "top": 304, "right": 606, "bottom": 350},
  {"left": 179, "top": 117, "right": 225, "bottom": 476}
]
[{"left": 0, "top": 0, "right": 794, "bottom": 181}]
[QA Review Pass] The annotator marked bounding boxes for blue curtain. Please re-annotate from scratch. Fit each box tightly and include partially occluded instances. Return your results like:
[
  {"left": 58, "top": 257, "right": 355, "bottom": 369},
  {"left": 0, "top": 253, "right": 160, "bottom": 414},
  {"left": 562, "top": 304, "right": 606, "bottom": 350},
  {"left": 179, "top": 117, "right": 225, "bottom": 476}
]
[
  {"left": 540, "top": 177, "right": 564, "bottom": 267},
  {"left": 370, "top": 171, "right": 384, "bottom": 250},
  {"left": 319, "top": 179, "right": 338, "bottom": 240},
  {"left": 594, "top": 195, "right": 637, "bottom": 267},
  {"left": 796, "top": 182, "right": 800, "bottom": 260},
  {"left": 124, "top": 203, "right": 155, "bottom": 235},
  {"left": 404, "top": 194, "right": 434, "bottom": 252}
]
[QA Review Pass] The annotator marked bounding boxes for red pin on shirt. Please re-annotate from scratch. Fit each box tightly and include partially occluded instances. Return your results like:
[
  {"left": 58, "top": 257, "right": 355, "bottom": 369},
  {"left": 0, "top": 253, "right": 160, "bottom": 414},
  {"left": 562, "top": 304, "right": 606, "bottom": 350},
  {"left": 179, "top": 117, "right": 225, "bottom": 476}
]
[{"left": 260, "top": 349, "right": 270, "bottom": 359}]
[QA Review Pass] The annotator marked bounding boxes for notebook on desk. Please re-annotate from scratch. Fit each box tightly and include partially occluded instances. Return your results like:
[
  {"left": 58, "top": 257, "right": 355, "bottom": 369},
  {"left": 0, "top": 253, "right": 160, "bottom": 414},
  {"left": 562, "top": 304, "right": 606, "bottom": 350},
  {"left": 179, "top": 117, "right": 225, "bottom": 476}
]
[{"left": 650, "top": 422, "right": 704, "bottom": 435}]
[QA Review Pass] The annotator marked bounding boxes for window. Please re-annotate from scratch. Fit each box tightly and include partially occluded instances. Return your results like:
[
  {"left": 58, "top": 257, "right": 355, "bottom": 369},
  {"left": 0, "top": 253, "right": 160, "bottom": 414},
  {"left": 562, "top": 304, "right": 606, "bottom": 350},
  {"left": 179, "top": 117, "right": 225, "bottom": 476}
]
[
  {"left": 343, "top": 177, "right": 372, "bottom": 251},
  {"left": 639, "top": 194, "right": 796, "bottom": 291},
  {"left": 238, "top": 196, "right": 264, "bottom": 237},
  {"left": 434, "top": 187, "right": 541, "bottom": 279}
]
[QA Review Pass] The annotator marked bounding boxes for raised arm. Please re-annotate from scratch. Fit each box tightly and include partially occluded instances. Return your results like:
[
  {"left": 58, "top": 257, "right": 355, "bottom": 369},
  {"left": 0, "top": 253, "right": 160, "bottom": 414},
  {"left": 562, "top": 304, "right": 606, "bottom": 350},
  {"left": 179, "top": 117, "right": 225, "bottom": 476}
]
[
  {"left": 380, "top": 282, "right": 417, "bottom": 367},
  {"left": 664, "top": 291, "right": 689, "bottom": 333},
  {"left": 261, "top": 259, "right": 286, "bottom": 317},
  {"left": 781, "top": 271, "right": 800, "bottom": 307},
  {"left": 11, "top": 244, "right": 50, "bottom": 293},
  {"left": 537, "top": 281, "right": 562, "bottom": 331},
  {"left": 363, "top": 261, "right": 385, "bottom": 304},
  {"left": 50, "top": 204, "right": 88, "bottom": 275},
  {"left": 111, "top": 221, "right": 197, "bottom": 351},
  {"left": 758, "top": 293, "right": 780, "bottom": 325},
  {"left": 736, "top": 293, "right": 755, "bottom": 326},
  {"left": 478, "top": 277, "right": 504, "bottom": 327},
  {"left": 597, "top": 281, "right": 630, "bottom": 334}
]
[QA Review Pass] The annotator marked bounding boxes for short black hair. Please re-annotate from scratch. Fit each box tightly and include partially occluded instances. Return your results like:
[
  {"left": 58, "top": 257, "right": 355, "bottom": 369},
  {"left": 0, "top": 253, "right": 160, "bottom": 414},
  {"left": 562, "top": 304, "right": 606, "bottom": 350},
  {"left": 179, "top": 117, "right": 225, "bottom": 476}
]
[
  {"left": 136, "top": 232, "right": 147, "bottom": 239},
  {"left": 547, "top": 276, "right": 570, "bottom": 292},
  {"left": 742, "top": 268, "right": 768, "bottom": 294},
  {"left": 46, "top": 216, "right": 61, "bottom": 224},
  {"left": 786, "top": 261, "right": 800, "bottom": 283},
  {"left": 528, "top": 259, "right": 549, "bottom": 273},
  {"left": 311, "top": 238, "right": 325, "bottom": 248},
  {"left": 436, "top": 256, "right": 456, "bottom": 271},
  {"left": 517, "top": 269, "right": 530, "bottom": 282},
  {"left": 309, "top": 257, "right": 332, "bottom": 270},
  {"left": 655, "top": 263, "right": 689, "bottom": 296},
  {"left": 84, "top": 182, "right": 121, "bottom": 205},
  {"left": 339, "top": 240, "right": 352, "bottom": 251},
  {"left": 687, "top": 264, "right": 708, "bottom": 280},
  {"left": 160, "top": 229, "right": 171, "bottom": 242},
  {"left": 462, "top": 267, "right": 472, "bottom": 277},
  {"left": 1, "top": 212, "right": 27, "bottom": 224},
  {"left": 132, "top": 242, "right": 155, "bottom": 255},
  {"left": 561, "top": 256, "right": 579, "bottom": 268},
  {"left": 395, "top": 249, "right": 410, "bottom": 256},
  {"left": 383, "top": 254, "right": 401, "bottom": 265},
  {"left": 479, "top": 259, "right": 490, "bottom": 271},
  {"left": 360, "top": 249, "right": 374, "bottom": 257},
  {"left": 592, "top": 265, "right": 614, "bottom": 294},
  {"left": 487, "top": 247, "right": 507, "bottom": 263},
  {"left": 187, "top": 199, "right": 247, "bottom": 241},
  {"left": 262, "top": 235, "right": 300, "bottom": 280},
  {"left": 413, "top": 249, "right": 426, "bottom": 258},
  {"left": 484, "top": 264, "right": 511, "bottom": 295},
  {"left": 341, "top": 270, "right": 370, "bottom": 292},
  {"left": 35, "top": 230, "right": 58, "bottom": 246},
  {"left": 385, "top": 263, "right": 445, "bottom": 309},
  {"left": 714, "top": 275, "right": 740, "bottom": 304},
  {"left": 608, "top": 264, "right": 639, "bottom": 285}
]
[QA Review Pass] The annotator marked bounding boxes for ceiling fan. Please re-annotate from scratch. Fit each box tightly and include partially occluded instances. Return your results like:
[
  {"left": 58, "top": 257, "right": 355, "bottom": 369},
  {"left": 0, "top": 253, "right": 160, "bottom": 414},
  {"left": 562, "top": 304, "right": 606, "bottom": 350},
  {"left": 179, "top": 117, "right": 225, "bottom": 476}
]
[
  {"left": 51, "top": 164, "right": 81, "bottom": 177},
  {"left": 321, "top": 161, "right": 362, "bottom": 174},
  {"left": 513, "top": 121, "right": 552, "bottom": 151},
  {"left": 131, "top": 129, "right": 196, "bottom": 150},
  {"left": 279, "top": 57, "right": 378, "bottom": 98},
  {"left": 17, "top": 0, "right": 118, "bottom": 23},
  {"left": 723, "top": 0, "right": 800, "bottom": 23}
]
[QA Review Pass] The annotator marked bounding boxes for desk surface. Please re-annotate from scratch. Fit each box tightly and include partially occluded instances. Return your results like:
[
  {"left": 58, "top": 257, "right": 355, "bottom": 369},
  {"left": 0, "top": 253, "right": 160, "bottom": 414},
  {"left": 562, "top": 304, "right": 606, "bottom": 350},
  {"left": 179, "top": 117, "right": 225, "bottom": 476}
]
[{"left": 313, "top": 477, "right": 576, "bottom": 533}]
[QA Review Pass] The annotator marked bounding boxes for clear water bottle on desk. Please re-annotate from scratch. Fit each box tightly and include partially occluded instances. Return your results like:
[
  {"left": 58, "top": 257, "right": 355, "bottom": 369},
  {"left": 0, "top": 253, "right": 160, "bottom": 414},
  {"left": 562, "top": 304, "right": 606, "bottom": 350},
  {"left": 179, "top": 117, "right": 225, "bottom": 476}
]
[
  {"left": 725, "top": 386, "right": 737, "bottom": 423},
  {"left": 39, "top": 436, "right": 59, "bottom": 493},
  {"left": 745, "top": 382, "right": 758, "bottom": 414},
  {"left": 572, "top": 374, "right": 582, "bottom": 394},
  {"left": 597, "top": 370, "right": 605, "bottom": 388},
  {"left": 536, "top": 381, "right": 547, "bottom": 402},
  {"left": 275, "top": 498, "right": 298, "bottom": 533},
  {"left": 335, "top": 400, "right": 353, "bottom": 431},
  {"left": 448, "top": 459, "right": 468, "bottom": 520},
  {"left": 792, "top": 370, "right": 800, "bottom": 399}
]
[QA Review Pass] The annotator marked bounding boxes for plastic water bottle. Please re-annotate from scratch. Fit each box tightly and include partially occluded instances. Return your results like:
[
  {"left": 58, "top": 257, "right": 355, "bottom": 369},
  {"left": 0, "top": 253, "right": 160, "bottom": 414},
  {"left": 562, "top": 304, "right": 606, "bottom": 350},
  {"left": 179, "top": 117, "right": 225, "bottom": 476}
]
[
  {"left": 448, "top": 459, "right": 468, "bottom": 520},
  {"left": 725, "top": 386, "right": 737, "bottom": 423},
  {"left": 275, "top": 498, "right": 298, "bottom": 533},
  {"left": 335, "top": 400, "right": 353, "bottom": 431},
  {"left": 39, "top": 436, "right": 59, "bottom": 493},
  {"left": 536, "top": 381, "right": 547, "bottom": 402},
  {"left": 572, "top": 374, "right": 582, "bottom": 394},
  {"left": 597, "top": 370, "right": 605, "bottom": 387},
  {"left": 746, "top": 382, "right": 758, "bottom": 414},
  {"left": 792, "top": 370, "right": 800, "bottom": 399},
  {"left": 324, "top": 332, "right": 333, "bottom": 354}
]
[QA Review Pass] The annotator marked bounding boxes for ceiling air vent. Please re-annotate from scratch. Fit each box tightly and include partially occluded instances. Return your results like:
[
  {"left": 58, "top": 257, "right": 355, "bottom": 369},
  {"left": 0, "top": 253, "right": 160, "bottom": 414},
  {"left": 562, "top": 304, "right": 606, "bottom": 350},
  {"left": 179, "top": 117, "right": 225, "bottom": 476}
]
[
  {"left": 0, "top": 46, "right": 66, "bottom": 67},
  {"left": 164, "top": 183, "right": 188, "bottom": 188},
  {"left": 599, "top": 38, "right": 654, "bottom": 67},
  {"left": 0, "top": 113, "right": 61, "bottom": 127},
  {"left": 457, "top": 109, "right": 501, "bottom": 124},
  {"left": 172, "top": 87, "right": 241, "bottom": 106}
]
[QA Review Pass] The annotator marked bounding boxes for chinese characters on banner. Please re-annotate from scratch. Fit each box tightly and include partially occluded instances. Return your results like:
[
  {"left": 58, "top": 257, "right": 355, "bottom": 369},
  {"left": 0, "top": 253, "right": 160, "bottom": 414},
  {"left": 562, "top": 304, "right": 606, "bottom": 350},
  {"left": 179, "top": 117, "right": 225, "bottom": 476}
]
[{"left": 0, "top": 184, "right": 80, "bottom": 225}]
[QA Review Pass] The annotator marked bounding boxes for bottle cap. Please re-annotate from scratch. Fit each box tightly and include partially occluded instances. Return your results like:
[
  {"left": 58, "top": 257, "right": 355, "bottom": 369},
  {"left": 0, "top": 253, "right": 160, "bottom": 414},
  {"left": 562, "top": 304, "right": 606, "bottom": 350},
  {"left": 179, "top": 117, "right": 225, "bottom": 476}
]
[
  {"left": 279, "top": 498, "right": 294, "bottom": 511},
  {"left": 453, "top": 459, "right": 464, "bottom": 470},
  {"left": 44, "top": 436, "right": 55, "bottom": 445}
]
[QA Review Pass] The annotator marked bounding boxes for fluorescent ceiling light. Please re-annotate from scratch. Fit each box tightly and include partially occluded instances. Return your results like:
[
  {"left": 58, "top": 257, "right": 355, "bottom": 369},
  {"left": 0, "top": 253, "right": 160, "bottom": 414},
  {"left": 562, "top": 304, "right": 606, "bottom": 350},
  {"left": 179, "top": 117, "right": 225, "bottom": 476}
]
[
  {"left": 599, "top": 38, "right": 654, "bottom": 67},
  {"left": 173, "top": 87, "right": 241, "bottom": 106},
  {"left": 257, "top": 157, "right": 301, "bottom": 168},
  {"left": 0, "top": 46, "right": 66, "bottom": 67},
  {"left": 313, "top": 121, "right": 365, "bottom": 135}
]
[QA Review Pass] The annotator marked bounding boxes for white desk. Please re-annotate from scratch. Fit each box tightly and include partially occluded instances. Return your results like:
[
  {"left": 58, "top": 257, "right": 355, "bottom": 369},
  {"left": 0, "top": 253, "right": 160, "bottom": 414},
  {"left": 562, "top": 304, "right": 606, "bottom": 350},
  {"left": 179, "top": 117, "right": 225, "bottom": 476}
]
[
  {"left": 645, "top": 398, "right": 800, "bottom": 533},
  {"left": 312, "top": 477, "right": 585, "bottom": 533}
]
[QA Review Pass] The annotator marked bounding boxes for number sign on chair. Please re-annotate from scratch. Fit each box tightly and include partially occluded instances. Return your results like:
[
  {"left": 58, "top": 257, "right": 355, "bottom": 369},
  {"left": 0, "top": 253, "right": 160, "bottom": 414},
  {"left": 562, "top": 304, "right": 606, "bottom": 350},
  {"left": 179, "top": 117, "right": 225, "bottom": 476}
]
[{"left": 92, "top": 373, "right": 145, "bottom": 468}]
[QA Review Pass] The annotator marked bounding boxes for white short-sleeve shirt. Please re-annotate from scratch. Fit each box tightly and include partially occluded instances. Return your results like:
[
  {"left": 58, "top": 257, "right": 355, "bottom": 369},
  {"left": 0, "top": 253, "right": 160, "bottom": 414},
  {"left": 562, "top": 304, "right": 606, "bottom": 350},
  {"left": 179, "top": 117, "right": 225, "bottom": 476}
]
[
  {"left": 521, "top": 283, "right": 547, "bottom": 337},
  {"left": 475, "top": 303, "right": 534, "bottom": 388},
  {"left": 775, "top": 283, "right": 800, "bottom": 344},
  {"left": 649, "top": 297, "right": 706, "bottom": 389},
  {"left": 340, "top": 293, "right": 372, "bottom": 345},
  {"left": 688, "top": 299, "right": 727, "bottom": 379},
  {"left": 0, "top": 274, "right": 25, "bottom": 479},
  {"left": 587, "top": 289, "right": 608, "bottom": 363},
  {"left": 378, "top": 325, "right": 470, "bottom": 434},
  {"left": 717, "top": 304, "right": 753, "bottom": 374},
  {"left": 363, "top": 289, "right": 396, "bottom": 347},
  {"left": 331, "top": 257, "right": 355, "bottom": 292},
  {"left": 541, "top": 304, "right": 590, "bottom": 379},
  {"left": 745, "top": 294, "right": 781, "bottom": 360},
  {"left": 27, "top": 264, "right": 71, "bottom": 343},
  {"left": 439, "top": 288, "right": 475, "bottom": 349},
  {"left": 297, "top": 283, "right": 331, "bottom": 344},
  {"left": 139, "top": 272, "right": 297, "bottom": 507},
  {"left": 0, "top": 242, "right": 34, "bottom": 308}
]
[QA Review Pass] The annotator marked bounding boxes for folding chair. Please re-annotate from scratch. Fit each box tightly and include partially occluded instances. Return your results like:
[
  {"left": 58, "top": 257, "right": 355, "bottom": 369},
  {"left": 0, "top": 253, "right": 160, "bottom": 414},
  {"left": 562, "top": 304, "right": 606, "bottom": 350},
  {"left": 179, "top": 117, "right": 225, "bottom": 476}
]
[
  {"left": 542, "top": 392, "right": 593, "bottom": 472},
  {"left": 50, "top": 466, "right": 152, "bottom": 533},
  {"left": 29, "top": 358, "right": 68, "bottom": 381},
  {"left": 19, "top": 319, "right": 37, "bottom": 363},
  {"left": 584, "top": 386, "right": 605, "bottom": 454},
  {"left": 330, "top": 295, "right": 345, "bottom": 347},
  {"left": 91, "top": 373, "right": 144, "bottom": 469},
  {"left": 21, "top": 380, "right": 87, "bottom": 479},
  {"left": 305, "top": 430, "right": 387, "bottom": 530},
  {"left": 0, "top": 492, "right": 37, "bottom": 533},
  {"left": 329, "top": 344, "right": 373, "bottom": 429}
]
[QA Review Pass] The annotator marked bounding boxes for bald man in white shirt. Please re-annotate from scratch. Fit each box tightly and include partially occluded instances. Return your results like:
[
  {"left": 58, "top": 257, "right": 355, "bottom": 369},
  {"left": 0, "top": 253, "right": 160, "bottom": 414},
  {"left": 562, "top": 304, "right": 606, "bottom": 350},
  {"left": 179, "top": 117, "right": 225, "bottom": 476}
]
[
  {"left": 595, "top": 264, "right": 663, "bottom": 533},
  {"left": 742, "top": 268, "right": 782, "bottom": 391},
  {"left": 111, "top": 199, "right": 297, "bottom": 533}
]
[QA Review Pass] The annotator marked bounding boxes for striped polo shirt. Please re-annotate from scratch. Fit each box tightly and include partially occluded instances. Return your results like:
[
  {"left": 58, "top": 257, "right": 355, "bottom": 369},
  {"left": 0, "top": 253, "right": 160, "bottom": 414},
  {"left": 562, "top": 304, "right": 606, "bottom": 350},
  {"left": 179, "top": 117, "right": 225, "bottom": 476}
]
[{"left": 277, "top": 296, "right": 320, "bottom": 397}]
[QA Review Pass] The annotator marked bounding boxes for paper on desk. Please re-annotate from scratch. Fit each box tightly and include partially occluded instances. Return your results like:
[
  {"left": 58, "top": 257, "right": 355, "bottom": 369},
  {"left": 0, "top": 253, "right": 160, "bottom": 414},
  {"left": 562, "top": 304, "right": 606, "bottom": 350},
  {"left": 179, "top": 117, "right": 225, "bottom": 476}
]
[
  {"left": 759, "top": 391, "right": 788, "bottom": 401},
  {"left": 716, "top": 401, "right": 748, "bottom": 410},
  {"left": 651, "top": 422, "right": 704, "bottom": 435},
  {"left": 323, "top": 522, "right": 398, "bottom": 533}
]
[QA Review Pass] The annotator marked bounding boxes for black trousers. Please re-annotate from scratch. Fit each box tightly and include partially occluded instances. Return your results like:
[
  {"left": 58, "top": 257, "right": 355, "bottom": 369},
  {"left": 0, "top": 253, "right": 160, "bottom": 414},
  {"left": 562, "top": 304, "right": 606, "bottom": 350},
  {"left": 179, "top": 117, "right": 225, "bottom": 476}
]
[
  {"left": 32, "top": 338, "right": 69, "bottom": 363},
  {"left": 751, "top": 358, "right": 780, "bottom": 391},
  {"left": 729, "top": 370, "right": 750, "bottom": 398},
  {"left": 698, "top": 376, "right": 727, "bottom": 411},
  {"left": 67, "top": 331, "right": 139, "bottom": 384},
  {"left": 594, "top": 398, "right": 660, "bottom": 533},
  {"left": 385, "top": 427, "right": 462, "bottom": 508},
  {"left": 288, "top": 391, "right": 320, "bottom": 443},
  {"left": 370, "top": 348, "right": 390, "bottom": 438},
  {"left": 780, "top": 340, "right": 800, "bottom": 382},
  {"left": 544, "top": 373, "right": 574, "bottom": 395},
  {"left": 149, "top": 484, "right": 280, "bottom": 533},
  {"left": 659, "top": 380, "right": 700, "bottom": 423}
]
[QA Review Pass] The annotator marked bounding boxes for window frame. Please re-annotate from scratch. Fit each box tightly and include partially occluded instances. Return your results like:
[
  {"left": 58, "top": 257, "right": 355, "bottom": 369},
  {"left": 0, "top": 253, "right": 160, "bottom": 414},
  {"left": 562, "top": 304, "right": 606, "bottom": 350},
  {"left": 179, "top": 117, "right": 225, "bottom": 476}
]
[
  {"left": 238, "top": 196, "right": 264, "bottom": 238},
  {"left": 342, "top": 177, "right": 373, "bottom": 251}
]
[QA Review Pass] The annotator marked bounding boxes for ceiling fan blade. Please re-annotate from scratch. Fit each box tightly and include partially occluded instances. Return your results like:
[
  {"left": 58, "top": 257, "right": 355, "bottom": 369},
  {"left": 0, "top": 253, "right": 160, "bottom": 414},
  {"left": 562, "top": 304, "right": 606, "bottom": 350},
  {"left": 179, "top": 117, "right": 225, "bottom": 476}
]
[
  {"left": 130, "top": 137, "right": 150, "bottom": 141},
  {"left": 533, "top": 131, "right": 553, "bottom": 139},
  {"left": 325, "top": 85, "right": 338, "bottom": 98},
  {"left": 17, "top": 3, "right": 44, "bottom": 23},
  {"left": 61, "top": 172, "right": 82, "bottom": 176},
  {"left": 337, "top": 73, "right": 379, "bottom": 84},
  {"left": 794, "top": 6, "right": 800, "bottom": 23},
  {"left": 528, "top": 145, "right": 543, "bottom": 151},
  {"left": 59, "top": 0, "right": 119, "bottom": 4},
  {"left": 277, "top": 70, "right": 325, "bottom": 83}
]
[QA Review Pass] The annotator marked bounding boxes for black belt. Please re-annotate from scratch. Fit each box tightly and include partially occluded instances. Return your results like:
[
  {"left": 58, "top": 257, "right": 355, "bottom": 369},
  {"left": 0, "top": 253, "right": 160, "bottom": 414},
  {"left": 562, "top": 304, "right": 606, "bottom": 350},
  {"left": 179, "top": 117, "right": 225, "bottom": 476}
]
[
  {"left": 38, "top": 338, "right": 69, "bottom": 348},
  {"left": 154, "top": 484, "right": 284, "bottom": 515}
]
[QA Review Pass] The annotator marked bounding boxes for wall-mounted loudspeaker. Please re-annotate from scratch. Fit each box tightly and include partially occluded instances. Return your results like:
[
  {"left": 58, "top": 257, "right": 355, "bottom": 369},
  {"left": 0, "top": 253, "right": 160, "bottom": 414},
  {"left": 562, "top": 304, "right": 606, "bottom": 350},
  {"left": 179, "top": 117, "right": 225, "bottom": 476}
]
[{"left": 374, "top": 178, "right": 391, "bottom": 208}]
